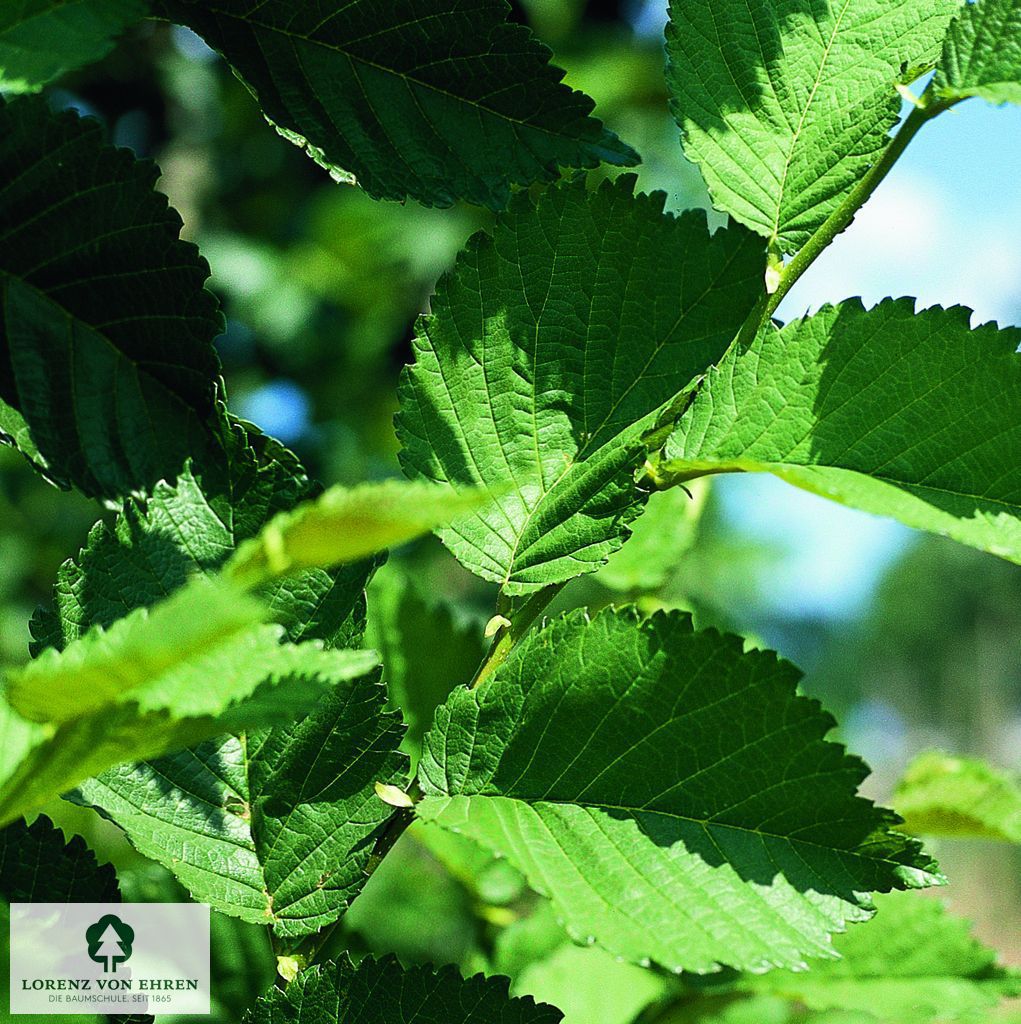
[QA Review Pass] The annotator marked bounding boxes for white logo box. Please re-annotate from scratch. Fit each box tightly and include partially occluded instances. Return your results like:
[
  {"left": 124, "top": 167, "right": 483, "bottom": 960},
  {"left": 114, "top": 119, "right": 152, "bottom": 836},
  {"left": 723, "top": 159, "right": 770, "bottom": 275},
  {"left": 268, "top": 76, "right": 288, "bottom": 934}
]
[{"left": 9, "top": 903, "right": 210, "bottom": 1015}]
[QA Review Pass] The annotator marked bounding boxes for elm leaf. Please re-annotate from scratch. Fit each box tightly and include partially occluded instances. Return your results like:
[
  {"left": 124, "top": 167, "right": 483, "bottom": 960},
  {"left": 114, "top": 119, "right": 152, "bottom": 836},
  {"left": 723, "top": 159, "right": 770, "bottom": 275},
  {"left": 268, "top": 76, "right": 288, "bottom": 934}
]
[
  {"left": 935, "top": 0, "right": 1021, "bottom": 107},
  {"left": 397, "top": 176, "right": 763, "bottom": 593},
  {"left": 417, "top": 607, "right": 939, "bottom": 974},
  {"left": 661, "top": 299, "right": 1021, "bottom": 565},
  {"left": 155, "top": 0, "right": 636, "bottom": 210},
  {"left": 665, "top": 0, "right": 958, "bottom": 253},
  {"left": 241, "top": 956, "right": 562, "bottom": 1024},
  {"left": 0, "top": 96, "right": 223, "bottom": 498}
]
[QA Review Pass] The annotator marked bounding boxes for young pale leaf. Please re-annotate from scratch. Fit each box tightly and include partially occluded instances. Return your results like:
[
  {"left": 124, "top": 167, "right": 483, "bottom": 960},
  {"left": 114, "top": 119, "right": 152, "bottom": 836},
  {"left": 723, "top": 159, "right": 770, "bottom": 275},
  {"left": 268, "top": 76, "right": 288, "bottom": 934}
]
[
  {"left": 226, "top": 479, "right": 493, "bottom": 588},
  {"left": 153, "top": 0, "right": 635, "bottom": 210},
  {"left": 74, "top": 669, "right": 406, "bottom": 937},
  {"left": 0, "top": 0, "right": 145, "bottom": 93},
  {"left": 935, "top": 0, "right": 1021, "bottom": 107},
  {"left": 36, "top": 434, "right": 405, "bottom": 936},
  {"left": 31, "top": 425, "right": 372, "bottom": 657},
  {"left": 893, "top": 751, "right": 1021, "bottom": 842},
  {"left": 397, "top": 176, "right": 763, "bottom": 594},
  {"left": 755, "top": 891, "right": 1021, "bottom": 1022},
  {"left": 9, "top": 577, "right": 269, "bottom": 723},
  {"left": 0, "top": 576, "right": 378, "bottom": 827},
  {"left": 417, "top": 607, "right": 939, "bottom": 974},
  {"left": 242, "top": 956, "right": 562, "bottom": 1024},
  {"left": 665, "top": 0, "right": 957, "bottom": 254},
  {"left": 661, "top": 299, "right": 1021, "bottom": 566},
  {"left": 0, "top": 814, "right": 119, "bottom": 903},
  {"left": 0, "top": 97, "right": 223, "bottom": 498}
]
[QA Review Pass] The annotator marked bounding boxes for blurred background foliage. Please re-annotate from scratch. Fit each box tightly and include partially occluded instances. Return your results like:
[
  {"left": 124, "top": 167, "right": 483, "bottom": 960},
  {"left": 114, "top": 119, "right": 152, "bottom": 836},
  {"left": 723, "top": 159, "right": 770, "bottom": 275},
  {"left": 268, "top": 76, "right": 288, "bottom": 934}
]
[{"left": 3, "top": 1, "right": 1021, "bottom": 1021}]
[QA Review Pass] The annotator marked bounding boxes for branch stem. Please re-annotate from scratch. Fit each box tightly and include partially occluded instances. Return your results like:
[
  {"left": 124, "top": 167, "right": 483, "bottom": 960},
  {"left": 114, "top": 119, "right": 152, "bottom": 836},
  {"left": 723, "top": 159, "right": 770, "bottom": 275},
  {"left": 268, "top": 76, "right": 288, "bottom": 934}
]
[{"left": 470, "top": 582, "right": 564, "bottom": 690}]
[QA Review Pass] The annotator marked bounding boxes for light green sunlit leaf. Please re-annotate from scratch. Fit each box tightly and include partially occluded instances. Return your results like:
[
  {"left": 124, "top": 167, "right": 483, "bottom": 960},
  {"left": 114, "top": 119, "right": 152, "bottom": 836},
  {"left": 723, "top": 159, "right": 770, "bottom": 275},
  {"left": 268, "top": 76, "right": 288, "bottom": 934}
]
[
  {"left": 417, "top": 607, "right": 939, "bottom": 974},
  {"left": 894, "top": 751, "right": 1021, "bottom": 842},
  {"left": 227, "top": 480, "right": 493, "bottom": 588},
  {"left": 935, "top": 0, "right": 1021, "bottom": 107},
  {"left": 755, "top": 891, "right": 1021, "bottom": 1022},
  {"left": 662, "top": 299, "right": 1021, "bottom": 565},
  {"left": 397, "top": 176, "right": 763, "bottom": 594},
  {"left": 665, "top": 0, "right": 957, "bottom": 254}
]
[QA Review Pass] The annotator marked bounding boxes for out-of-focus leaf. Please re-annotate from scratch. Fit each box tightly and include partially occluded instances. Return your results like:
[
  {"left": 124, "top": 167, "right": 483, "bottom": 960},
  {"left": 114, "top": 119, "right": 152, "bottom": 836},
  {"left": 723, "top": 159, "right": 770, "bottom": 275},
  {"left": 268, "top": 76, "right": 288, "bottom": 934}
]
[{"left": 894, "top": 751, "right": 1021, "bottom": 842}]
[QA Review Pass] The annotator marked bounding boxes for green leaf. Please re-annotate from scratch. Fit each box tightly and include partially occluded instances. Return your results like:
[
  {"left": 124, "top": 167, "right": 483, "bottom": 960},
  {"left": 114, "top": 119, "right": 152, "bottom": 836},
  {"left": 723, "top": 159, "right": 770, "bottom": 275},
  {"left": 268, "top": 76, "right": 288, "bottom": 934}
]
[
  {"left": 0, "top": 577, "right": 378, "bottom": 828},
  {"left": 893, "top": 751, "right": 1021, "bottom": 842},
  {"left": 74, "top": 667, "right": 405, "bottom": 937},
  {"left": 594, "top": 480, "right": 708, "bottom": 593},
  {"left": 0, "top": 0, "right": 145, "bottom": 93},
  {"left": 417, "top": 607, "right": 939, "bottom": 974},
  {"left": 366, "top": 564, "right": 487, "bottom": 764},
  {"left": 661, "top": 299, "right": 1021, "bottom": 566},
  {"left": 0, "top": 814, "right": 119, "bottom": 903},
  {"left": 496, "top": 904, "right": 668, "bottom": 1024},
  {"left": 153, "top": 0, "right": 636, "bottom": 211},
  {"left": 397, "top": 176, "right": 763, "bottom": 594},
  {"left": 665, "top": 0, "right": 958, "bottom": 254},
  {"left": 9, "top": 576, "right": 269, "bottom": 723},
  {"left": 755, "top": 891, "right": 1021, "bottom": 1022},
  {"left": 28, "top": 434, "right": 404, "bottom": 936},
  {"left": 935, "top": 0, "right": 1021, "bottom": 107},
  {"left": 0, "top": 96, "right": 223, "bottom": 498},
  {"left": 30, "top": 425, "right": 373, "bottom": 657},
  {"left": 0, "top": 816, "right": 128, "bottom": 1024},
  {"left": 226, "top": 479, "right": 495, "bottom": 588},
  {"left": 241, "top": 956, "right": 563, "bottom": 1024}
]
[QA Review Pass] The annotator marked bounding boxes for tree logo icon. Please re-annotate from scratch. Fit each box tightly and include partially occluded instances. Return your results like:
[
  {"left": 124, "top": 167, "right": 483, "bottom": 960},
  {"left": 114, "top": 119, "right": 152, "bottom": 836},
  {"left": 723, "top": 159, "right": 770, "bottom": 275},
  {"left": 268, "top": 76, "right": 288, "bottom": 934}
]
[{"left": 85, "top": 914, "right": 134, "bottom": 973}]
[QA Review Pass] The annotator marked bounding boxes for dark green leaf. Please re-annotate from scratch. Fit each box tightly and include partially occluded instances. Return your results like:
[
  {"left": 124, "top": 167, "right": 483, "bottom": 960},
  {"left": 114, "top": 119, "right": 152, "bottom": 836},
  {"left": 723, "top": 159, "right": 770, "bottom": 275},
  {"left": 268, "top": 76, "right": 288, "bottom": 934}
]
[
  {"left": 418, "top": 608, "right": 939, "bottom": 973},
  {"left": 0, "top": 96, "right": 223, "bottom": 498},
  {"left": 155, "top": 0, "right": 636, "bottom": 210},
  {"left": 242, "top": 956, "right": 562, "bottom": 1024}
]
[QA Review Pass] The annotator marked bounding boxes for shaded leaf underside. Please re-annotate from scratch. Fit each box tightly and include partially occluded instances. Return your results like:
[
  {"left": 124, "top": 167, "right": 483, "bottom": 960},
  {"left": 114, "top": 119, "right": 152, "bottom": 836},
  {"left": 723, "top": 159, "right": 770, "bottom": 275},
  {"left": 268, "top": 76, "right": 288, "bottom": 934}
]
[
  {"left": 156, "top": 0, "right": 636, "bottom": 210},
  {"left": 0, "top": 96, "right": 223, "bottom": 498}
]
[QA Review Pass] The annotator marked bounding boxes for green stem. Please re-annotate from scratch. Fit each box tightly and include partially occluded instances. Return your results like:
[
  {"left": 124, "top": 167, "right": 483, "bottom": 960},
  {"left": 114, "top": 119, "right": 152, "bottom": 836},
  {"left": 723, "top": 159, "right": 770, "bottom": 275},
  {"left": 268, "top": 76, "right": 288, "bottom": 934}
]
[
  {"left": 735, "top": 88, "right": 951, "bottom": 349},
  {"left": 470, "top": 582, "right": 565, "bottom": 690}
]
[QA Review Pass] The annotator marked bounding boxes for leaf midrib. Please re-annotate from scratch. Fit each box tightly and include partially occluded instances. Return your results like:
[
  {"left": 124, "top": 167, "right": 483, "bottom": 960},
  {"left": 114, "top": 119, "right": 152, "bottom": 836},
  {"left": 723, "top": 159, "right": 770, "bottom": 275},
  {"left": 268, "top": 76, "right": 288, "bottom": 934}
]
[{"left": 439, "top": 793, "right": 920, "bottom": 873}]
